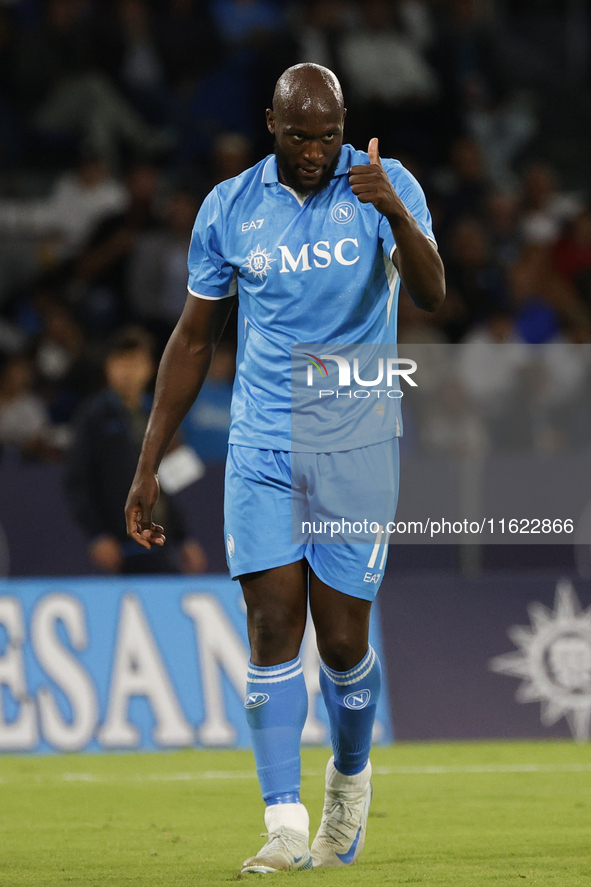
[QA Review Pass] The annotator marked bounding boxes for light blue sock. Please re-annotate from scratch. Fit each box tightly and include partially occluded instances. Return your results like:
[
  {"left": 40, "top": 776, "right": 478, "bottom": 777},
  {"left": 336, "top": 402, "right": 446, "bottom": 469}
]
[
  {"left": 319, "top": 645, "right": 381, "bottom": 775},
  {"left": 245, "top": 656, "right": 308, "bottom": 805}
]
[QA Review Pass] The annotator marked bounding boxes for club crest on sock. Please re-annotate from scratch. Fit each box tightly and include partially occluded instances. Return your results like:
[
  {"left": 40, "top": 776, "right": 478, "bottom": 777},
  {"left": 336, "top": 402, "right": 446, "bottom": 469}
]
[
  {"left": 245, "top": 692, "right": 270, "bottom": 708},
  {"left": 343, "top": 689, "right": 371, "bottom": 710}
]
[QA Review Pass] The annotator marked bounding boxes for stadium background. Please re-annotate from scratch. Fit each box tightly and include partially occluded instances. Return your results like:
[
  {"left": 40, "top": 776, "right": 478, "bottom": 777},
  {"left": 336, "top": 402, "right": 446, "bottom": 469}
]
[{"left": 1, "top": 0, "right": 591, "bottom": 755}]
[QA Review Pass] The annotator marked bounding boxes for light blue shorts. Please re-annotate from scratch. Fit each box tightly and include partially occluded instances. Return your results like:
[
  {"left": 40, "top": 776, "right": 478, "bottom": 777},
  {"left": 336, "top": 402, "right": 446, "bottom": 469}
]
[{"left": 224, "top": 439, "right": 399, "bottom": 601}]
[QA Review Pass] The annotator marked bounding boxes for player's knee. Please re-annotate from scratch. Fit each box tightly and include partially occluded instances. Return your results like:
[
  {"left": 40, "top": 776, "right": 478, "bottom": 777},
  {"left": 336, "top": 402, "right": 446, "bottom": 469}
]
[
  {"left": 317, "top": 631, "right": 367, "bottom": 672},
  {"left": 249, "top": 605, "right": 305, "bottom": 662}
]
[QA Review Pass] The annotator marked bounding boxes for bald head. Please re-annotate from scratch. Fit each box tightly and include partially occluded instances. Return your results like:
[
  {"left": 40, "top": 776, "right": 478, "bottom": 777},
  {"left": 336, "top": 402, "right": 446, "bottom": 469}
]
[
  {"left": 272, "top": 64, "right": 344, "bottom": 120},
  {"left": 267, "top": 64, "right": 345, "bottom": 194}
]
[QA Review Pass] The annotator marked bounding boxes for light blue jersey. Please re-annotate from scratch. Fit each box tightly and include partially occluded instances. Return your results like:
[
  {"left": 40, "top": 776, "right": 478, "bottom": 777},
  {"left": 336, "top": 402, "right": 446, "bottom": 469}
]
[{"left": 187, "top": 144, "right": 435, "bottom": 451}]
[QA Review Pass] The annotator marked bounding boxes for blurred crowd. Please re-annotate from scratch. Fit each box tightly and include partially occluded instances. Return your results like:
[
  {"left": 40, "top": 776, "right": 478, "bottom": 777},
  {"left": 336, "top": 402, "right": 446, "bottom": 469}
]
[{"left": 1, "top": 0, "right": 591, "bottom": 464}]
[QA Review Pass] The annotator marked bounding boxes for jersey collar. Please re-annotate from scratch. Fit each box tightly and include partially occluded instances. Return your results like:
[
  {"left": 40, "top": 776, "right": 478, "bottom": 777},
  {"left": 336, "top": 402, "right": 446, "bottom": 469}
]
[{"left": 261, "top": 144, "right": 354, "bottom": 185}]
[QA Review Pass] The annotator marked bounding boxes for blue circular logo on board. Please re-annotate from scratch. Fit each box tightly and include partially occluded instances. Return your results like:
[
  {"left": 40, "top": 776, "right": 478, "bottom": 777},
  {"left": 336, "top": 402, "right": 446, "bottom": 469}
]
[
  {"left": 344, "top": 689, "right": 371, "bottom": 710},
  {"left": 331, "top": 202, "right": 356, "bottom": 224}
]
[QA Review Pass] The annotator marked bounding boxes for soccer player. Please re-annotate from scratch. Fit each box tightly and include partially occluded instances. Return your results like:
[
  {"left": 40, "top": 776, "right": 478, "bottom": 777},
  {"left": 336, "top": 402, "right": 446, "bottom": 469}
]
[{"left": 125, "top": 63, "right": 445, "bottom": 872}]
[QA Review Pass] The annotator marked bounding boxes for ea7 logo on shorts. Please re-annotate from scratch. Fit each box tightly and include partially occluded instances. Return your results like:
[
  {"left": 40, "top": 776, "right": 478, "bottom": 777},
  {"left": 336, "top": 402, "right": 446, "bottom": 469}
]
[
  {"left": 331, "top": 201, "right": 356, "bottom": 224},
  {"left": 344, "top": 689, "right": 371, "bottom": 710},
  {"left": 226, "top": 534, "right": 235, "bottom": 558},
  {"left": 244, "top": 692, "right": 270, "bottom": 709},
  {"left": 363, "top": 572, "right": 382, "bottom": 584}
]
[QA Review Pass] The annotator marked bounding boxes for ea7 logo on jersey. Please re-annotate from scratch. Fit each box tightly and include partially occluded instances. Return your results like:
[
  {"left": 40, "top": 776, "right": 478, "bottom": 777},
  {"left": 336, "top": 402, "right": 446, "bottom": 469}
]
[
  {"left": 241, "top": 219, "right": 264, "bottom": 232},
  {"left": 344, "top": 689, "right": 371, "bottom": 710},
  {"left": 244, "top": 692, "right": 270, "bottom": 709}
]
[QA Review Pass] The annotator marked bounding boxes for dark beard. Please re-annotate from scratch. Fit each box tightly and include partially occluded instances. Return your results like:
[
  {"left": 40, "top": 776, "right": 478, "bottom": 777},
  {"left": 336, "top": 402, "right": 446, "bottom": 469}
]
[{"left": 274, "top": 141, "right": 341, "bottom": 195}]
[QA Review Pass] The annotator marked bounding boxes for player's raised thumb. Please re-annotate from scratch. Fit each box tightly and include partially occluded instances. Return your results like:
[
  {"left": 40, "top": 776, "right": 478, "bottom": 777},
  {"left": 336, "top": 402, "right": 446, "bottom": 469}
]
[{"left": 368, "top": 138, "right": 382, "bottom": 166}]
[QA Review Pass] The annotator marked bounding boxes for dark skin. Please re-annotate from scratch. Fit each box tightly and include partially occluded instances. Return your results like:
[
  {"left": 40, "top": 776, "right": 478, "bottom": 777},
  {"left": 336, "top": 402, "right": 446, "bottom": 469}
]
[
  {"left": 125, "top": 66, "right": 445, "bottom": 670},
  {"left": 267, "top": 85, "right": 445, "bottom": 312},
  {"left": 350, "top": 136, "right": 445, "bottom": 312}
]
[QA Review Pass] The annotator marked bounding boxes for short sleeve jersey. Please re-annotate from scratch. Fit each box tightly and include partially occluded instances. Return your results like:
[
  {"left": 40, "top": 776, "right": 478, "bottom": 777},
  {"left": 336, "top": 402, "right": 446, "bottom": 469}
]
[{"left": 187, "top": 144, "right": 435, "bottom": 452}]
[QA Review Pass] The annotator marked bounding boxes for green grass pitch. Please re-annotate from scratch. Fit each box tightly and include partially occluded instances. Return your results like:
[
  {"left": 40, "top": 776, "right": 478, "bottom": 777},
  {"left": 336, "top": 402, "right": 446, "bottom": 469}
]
[{"left": 1, "top": 741, "right": 590, "bottom": 886}]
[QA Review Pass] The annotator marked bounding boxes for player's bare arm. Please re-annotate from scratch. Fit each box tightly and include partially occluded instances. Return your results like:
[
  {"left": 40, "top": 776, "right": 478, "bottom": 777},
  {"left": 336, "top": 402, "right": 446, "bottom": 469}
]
[
  {"left": 349, "top": 137, "right": 445, "bottom": 312},
  {"left": 124, "top": 293, "right": 236, "bottom": 549}
]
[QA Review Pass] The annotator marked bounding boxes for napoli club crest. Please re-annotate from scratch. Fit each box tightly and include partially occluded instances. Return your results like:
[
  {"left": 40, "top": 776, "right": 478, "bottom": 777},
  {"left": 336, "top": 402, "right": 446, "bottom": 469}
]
[{"left": 331, "top": 202, "right": 356, "bottom": 224}]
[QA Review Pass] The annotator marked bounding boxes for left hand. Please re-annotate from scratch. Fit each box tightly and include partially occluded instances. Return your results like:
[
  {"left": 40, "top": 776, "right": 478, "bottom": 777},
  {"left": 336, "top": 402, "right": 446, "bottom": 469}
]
[
  {"left": 348, "top": 138, "right": 408, "bottom": 220},
  {"left": 125, "top": 469, "right": 166, "bottom": 550}
]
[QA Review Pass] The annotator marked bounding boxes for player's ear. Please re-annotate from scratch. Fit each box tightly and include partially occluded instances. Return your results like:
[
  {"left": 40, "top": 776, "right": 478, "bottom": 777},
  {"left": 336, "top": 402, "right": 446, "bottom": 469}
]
[{"left": 266, "top": 109, "right": 275, "bottom": 135}]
